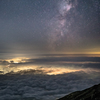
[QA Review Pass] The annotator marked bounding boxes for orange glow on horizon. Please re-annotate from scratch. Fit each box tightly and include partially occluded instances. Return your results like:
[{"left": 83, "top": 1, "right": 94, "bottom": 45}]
[
  {"left": 16, "top": 67, "right": 80, "bottom": 75},
  {"left": 5, "top": 57, "right": 29, "bottom": 63},
  {"left": 63, "top": 52, "right": 100, "bottom": 55},
  {"left": 44, "top": 68, "right": 80, "bottom": 75}
]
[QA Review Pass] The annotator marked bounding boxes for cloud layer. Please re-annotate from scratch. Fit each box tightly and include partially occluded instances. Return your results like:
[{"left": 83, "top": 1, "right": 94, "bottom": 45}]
[
  {"left": 0, "top": 70, "right": 100, "bottom": 100},
  {"left": 0, "top": 56, "right": 100, "bottom": 99}
]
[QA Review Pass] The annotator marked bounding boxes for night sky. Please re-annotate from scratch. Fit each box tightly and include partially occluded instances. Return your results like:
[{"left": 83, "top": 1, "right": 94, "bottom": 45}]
[
  {"left": 0, "top": 1, "right": 100, "bottom": 99},
  {"left": 0, "top": 0, "right": 100, "bottom": 57}
]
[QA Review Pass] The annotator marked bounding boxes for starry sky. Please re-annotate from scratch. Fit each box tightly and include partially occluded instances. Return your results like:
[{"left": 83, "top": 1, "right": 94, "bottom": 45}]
[
  {"left": 0, "top": 1, "right": 100, "bottom": 99},
  {"left": 0, "top": 0, "right": 100, "bottom": 58}
]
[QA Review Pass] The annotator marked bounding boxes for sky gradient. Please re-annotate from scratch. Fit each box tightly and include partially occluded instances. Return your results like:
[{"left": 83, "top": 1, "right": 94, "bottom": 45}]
[{"left": 0, "top": 0, "right": 100, "bottom": 58}]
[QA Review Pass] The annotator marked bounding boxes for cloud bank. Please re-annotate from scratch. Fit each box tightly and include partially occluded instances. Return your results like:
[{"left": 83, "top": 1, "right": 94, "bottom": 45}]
[{"left": 0, "top": 70, "right": 100, "bottom": 100}]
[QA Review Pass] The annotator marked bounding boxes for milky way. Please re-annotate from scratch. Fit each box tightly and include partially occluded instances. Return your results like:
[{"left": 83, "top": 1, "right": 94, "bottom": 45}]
[
  {"left": 0, "top": 0, "right": 100, "bottom": 55},
  {"left": 48, "top": 0, "right": 78, "bottom": 49}
]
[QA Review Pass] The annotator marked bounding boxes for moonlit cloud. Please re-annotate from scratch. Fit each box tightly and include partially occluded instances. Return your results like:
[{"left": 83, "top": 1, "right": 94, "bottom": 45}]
[{"left": 0, "top": 55, "right": 100, "bottom": 75}]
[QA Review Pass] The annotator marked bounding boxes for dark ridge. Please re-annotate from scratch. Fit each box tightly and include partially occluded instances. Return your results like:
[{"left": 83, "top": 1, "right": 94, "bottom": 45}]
[{"left": 57, "top": 83, "right": 100, "bottom": 100}]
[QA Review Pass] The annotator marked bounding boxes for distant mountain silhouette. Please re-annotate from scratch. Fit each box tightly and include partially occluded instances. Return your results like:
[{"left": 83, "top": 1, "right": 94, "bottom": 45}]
[{"left": 57, "top": 83, "right": 100, "bottom": 100}]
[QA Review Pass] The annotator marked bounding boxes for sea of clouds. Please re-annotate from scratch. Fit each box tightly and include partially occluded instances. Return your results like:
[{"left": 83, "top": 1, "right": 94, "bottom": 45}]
[
  {"left": 0, "top": 56, "right": 100, "bottom": 100},
  {"left": 0, "top": 70, "right": 100, "bottom": 100}
]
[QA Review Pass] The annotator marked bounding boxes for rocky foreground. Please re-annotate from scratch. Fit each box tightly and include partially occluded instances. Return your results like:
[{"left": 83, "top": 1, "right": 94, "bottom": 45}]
[{"left": 58, "top": 83, "right": 100, "bottom": 100}]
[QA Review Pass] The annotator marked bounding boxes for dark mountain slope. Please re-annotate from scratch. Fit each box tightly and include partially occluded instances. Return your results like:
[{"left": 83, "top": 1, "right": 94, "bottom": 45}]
[{"left": 58, "top": 83, "right": 100, "bottom": 100}]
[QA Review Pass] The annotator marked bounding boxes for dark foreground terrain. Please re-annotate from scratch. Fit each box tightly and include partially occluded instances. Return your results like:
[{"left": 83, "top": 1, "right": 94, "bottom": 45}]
[{"left": 58, "top": 83, "right": 100, "bottom": 100}]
